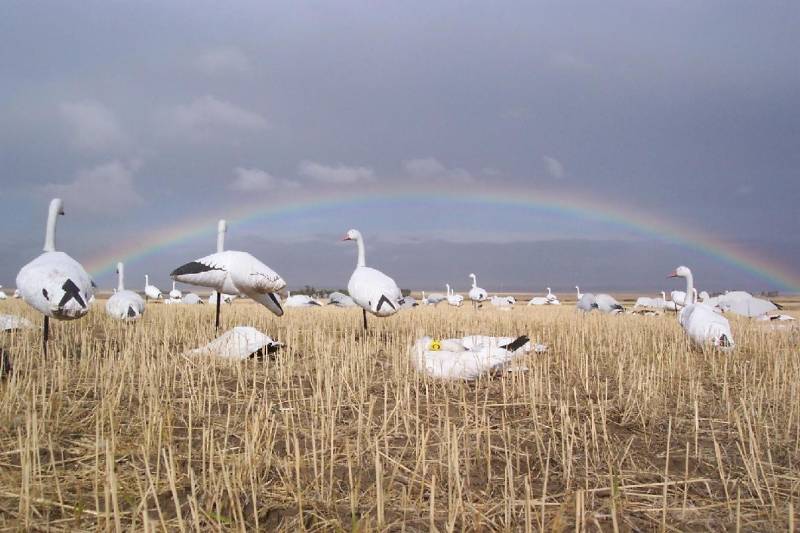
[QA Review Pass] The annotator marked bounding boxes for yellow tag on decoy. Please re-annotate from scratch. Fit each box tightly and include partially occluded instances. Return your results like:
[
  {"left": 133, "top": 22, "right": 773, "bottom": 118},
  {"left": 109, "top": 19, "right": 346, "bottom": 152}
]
[{"left": 429, "top": 340, "right": 441, "bottom": 351}]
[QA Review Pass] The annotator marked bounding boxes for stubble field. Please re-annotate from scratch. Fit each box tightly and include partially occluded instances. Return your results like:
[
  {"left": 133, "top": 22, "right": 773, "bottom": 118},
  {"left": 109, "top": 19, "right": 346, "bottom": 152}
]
[{"left": 0, "top": 298, "right": 798, "bottom": 531}]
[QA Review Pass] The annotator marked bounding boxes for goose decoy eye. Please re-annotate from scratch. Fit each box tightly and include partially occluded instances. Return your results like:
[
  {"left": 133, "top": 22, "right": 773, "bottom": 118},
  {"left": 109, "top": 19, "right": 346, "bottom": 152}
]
[{"left": 42, "top": 288, "right": 49, "bottom": 300}]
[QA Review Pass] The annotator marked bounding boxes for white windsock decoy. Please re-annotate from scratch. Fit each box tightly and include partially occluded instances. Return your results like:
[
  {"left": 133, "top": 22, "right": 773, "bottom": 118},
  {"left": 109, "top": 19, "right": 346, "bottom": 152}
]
[
  {"left": 106, "top": 262, "right": 145, "bottom": 320},
  {"left": 144, "top": 275, "right": 162, "bottom": 301},
  {"left": 576, "top": 293, "right": 598, "bottom": 312},
  {"left": 169, "top": 281, "right": 182, "bottom": 301},
  {"left": 669, "top": 266, "right": 734, "bottom": 350},
  {"left": 445, "top": 284, "right": 463, "bottom": 306},
  {"left": 16, "top": 198, "right": 95, "bottom": 354},
  {"left": 327, "top": 291, "right": 356, "bottom": 308},
  {"left": 595, "top": 294, "right": 623, "bottom": 314},
  {"left": 575, "top": 286, "right": 583, "bottom": 300},
  {"left": 410, "top": 335, "right": 531, "bottom": 380},
  {"left": 342, "top": 229, "right": 404, "bottom": 330},
  {"left": 171, "top": 219, "right": 286, "bottom": 327},
  {"left": 285, "top": 291, "right": 322, "bottom": 307},
  {"left": 468, "top": 273, "right": 487, "bottom": 308},
  {"left": 182, "top": 292, "right": 204, "bottom": 305}
]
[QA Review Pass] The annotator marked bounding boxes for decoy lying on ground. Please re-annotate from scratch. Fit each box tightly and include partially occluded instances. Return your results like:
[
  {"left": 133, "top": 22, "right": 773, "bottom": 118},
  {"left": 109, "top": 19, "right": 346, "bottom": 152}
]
[
  {"left": 184, "top": 326, "right": 282, "bottom": 360},
  {"left": 410, "top": 334, "right": 538, "bottom": 380}
]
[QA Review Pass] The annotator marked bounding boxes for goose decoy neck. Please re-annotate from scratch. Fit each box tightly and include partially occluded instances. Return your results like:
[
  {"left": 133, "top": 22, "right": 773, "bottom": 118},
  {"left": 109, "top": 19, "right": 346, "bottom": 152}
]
[{"left": 43, "top": 198, "right": 64, "bottom": 252}]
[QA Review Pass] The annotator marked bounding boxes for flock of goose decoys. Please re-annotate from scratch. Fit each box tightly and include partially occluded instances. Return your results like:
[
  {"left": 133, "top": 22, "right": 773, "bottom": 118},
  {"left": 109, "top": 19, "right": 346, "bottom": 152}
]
[{"left": 0, "top": 198, "right": 795, "bottom": 379}]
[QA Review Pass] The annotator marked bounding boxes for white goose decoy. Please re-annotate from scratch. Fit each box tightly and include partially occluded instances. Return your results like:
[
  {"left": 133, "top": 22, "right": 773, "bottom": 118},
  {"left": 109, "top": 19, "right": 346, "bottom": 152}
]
[
  {"left": 468, "top": 274, "right": 488, "bottom": 307},
  {"left": 445, "top": 284, "right": 463, "bottom": 306},
  {"left": 16, "top": 198, "right": 95, "bottom": 354},
  {"left": 670, "top": 290, "right": 687, "bottom": 309},
  {"left": 491, "top": 295, "right": 515, "bottom": 307},
  {"left": 545, "top": 287, "right": 560, "bottom": 305},
  {"left": 1, "top": 314, "right": 35, "bottom": 331},
  {"left": 528, "top": 295, "right": 549, "bottom": 306},
  {"left": 0, "top": 286, "right": 6, "bottom": 300},
  {"left": 342, "top": 229, "right": 404, "bottom": 330},
  {"left": 105, "top": 262, "right": 145, "bottom": 321},
  {"left": 12, "top": 289, "right": 21, "bottom": 299},
  {"left": 719, "top": 296, "right": 779, "bottom": 318},
  {"left": 208, "top": 291, "right": 236, "bottom": 305},
  {"left": 575, "top": 286, "right": 583, "bottom": 300},
  {"left": 144, "top": 275, "right": 162, "bottom": 301},
  {"left": 185, "top": 326, "right": 281, "bottom": 360},
  {"left": 182, "top": 292, "right": 204, "bottom": 305},
  {"left": 595, "top": 293, "right": 623, "bottom": 314},
  {"left": 169, "top": 281, "right": 183, "bottom": 301},
  {"left": 171, "top": 219, "right": 286, "bottom": 328},
  {"left": 327, "top": 291, "right": 357, "bottom": 308},
  {"left": 410, "top": 335, "right": 531, "bottom": 380},
  {"left": 285, "top": 291, "right": 322, "bottom": 308},
  {"left": 425, "top": 292, "right": 446, "bottom": 305},
  {"left": 576, "top": 293, "right": 598, "bottom": 312},
  {"left": 669, "top": 266, "right": 734, "bottom": 350}
]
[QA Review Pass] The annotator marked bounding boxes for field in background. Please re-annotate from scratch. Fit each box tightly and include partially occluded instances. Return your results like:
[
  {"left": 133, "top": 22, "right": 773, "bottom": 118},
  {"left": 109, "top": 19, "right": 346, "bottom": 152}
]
[{"left": 0, "top": 299, "right": 798, "bottom": 530}]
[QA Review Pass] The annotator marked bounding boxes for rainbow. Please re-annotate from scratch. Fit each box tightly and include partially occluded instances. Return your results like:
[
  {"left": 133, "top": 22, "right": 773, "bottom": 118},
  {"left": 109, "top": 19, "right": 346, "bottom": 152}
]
[{"left": 84, "top": 184, "right": 800, "bottom": 291}]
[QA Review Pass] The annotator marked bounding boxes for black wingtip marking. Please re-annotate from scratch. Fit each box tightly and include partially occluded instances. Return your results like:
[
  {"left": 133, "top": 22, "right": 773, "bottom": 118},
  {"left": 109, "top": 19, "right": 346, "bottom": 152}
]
[
  {"left": 500, "top": 335, "right": 530, "bottom": 353},
  {"left": 42, "top": 288, "right": 49, "bottom": 300},
  {"left": 376, "top": 294, "right": 396, "bottom": 312},
  {"left": 719, "top": 334, "right": 732, "bottom": 347},
  {"left": 590, "top": 303, "right": 599, "bottom": 309},
  {"left": 59, "top": 279, "right": 86, "bottom": 308},
  {"left": 171, "top": 261, "right": 222, "bottom": 277},
  {"left": 127, "top": 306, "right": 136, "bottom": 318},
  {"left": 268, "top": 292, "right": 283, "bottom": 314}
]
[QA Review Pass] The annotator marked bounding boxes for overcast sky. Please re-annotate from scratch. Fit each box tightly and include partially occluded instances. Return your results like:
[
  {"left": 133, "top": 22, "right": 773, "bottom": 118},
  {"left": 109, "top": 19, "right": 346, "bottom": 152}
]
[{"left": 1, "top": 1, "right": 798, "bottom": 294}]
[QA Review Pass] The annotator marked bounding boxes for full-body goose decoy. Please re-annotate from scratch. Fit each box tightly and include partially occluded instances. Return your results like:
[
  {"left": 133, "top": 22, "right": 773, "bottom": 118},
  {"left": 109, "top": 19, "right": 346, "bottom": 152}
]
[
  {"left": 669, "top": 266, "right": 734, "bottom": 350},
  {"left": 545, "top": 287, "right": 560, "bottom": 305},
  {"left": 171, "top": 219, "right": 285, "bottom": 330},
  {"left": 425, "top": 292, "right": 446, "bottom": 305},
  {"left": 16, "top": 198, "right": 94, "bottom": 354},
  {"left": 342, "top": 229, "right": 403, "bottom": 330},
  {"left": 208, "top": 291, "right": 236, "bottom": 305},
  {"left": 445, "top": 284, "right": 463, "bottom": 306},
  {"left": 575, "top": 286, "right": 582, "bottom": 300},
  {"left": 0, "top": 286, "right": 6, "bottom": 300},
  {"left": 410, "top": 335, "right": 532, "bottom": 380},
  {"left": 168, "top": 281, "right": 182, "bottom": 301},
  {"left": 106, "top": 262, "right": 145, "bottom": 320},
  {"left": 144, "top": 275, "right": 162, "bottom": 301},
  {"left": 468, "top": 273, "right": 487, "bottom": 308}
]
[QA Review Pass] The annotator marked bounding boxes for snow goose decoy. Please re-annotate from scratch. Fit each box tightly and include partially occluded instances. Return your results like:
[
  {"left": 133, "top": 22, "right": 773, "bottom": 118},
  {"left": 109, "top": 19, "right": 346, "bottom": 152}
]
[
  {"left": 445, "top": 284, "right": 463, "bottom": 307},
  {"left": 185, "top": 326, "right": 282, "bottom": 360},
  {"left": 545, "top": 287, "right": 560, "bottom": 305},
  {"left": 669, "top": 266, "right": 734, "bottom": 351},
  {"left": 15, "top": 198, "right": 95, "bottom": 354},
  {"left": 595, "top": 293, "right": 623, "bottom": 314},
  {"left": 171, "top": 219, "right": 285, "bottom": 329},
  {"left": 208, "top": 291, "right": 236, "bottom": 305},
  {"left": 342, "top": 229, "right": 404, "bottom": 330},
  {"left": 425, "top": 292, "right": 446, "bottom": 305},
  {"left": 575, "top": 286, "right": 582, "bottom": 300},
  {"left": 105, "top": 262, "right": 145, "bottom": 320},
  {"left": 285, "top": 291, "right": 322, "bottom": 308},
  {"left": 327, "top": 291, "right": 356, "bottom": 308},
  {"left": 576, "top": 293, "right": 598, "bottom": 312},
  {"left": 144, "top": 275, "right": 162, "bottom": 301},
  {"left": 410, "top": 334, "right": 532, "bottom": 380},
  {"left": 0, "top": 287, "right": 6, "bottom": 300},
  {"left": 468, "top": 273, "right": 488, "bottom": 308},
  {"left": 168, "top": 281, "right": 182, "bottom": 302},
  {"left": 528, "top": 295, "right": 549, "bottom": 306}
]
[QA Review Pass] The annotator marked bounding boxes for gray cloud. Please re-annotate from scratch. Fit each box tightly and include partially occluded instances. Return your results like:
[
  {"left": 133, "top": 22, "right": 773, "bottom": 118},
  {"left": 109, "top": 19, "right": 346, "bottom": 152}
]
[
  {"left": 157, "top": 95, "right": 267, "bottom": 141},
  {"left": 193, "top": 45, "right": 252, "bottom": 75},
  {"left": 40, "top": 160, "right": 144, "bottom": 214},
  {"left": 298, "top": 161, "right": 374, "bottom": 184},
  {"left": 230, "top": 166, "right": 299, "bottom": 191},
  {"left": 543, "top": 156, "right": 565, "bottom": 179},
  {"left": 59, "top": 101, "right": 126, "bottom": 152},
  {"left": 404, "top": 157, "right": 474, "bottom": 183}
]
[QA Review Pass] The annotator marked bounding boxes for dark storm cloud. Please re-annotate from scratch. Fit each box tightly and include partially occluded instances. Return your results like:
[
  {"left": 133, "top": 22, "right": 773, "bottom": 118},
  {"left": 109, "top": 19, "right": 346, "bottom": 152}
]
[{"left": 1, "top": 1, "right": 798, "bottom": 291}]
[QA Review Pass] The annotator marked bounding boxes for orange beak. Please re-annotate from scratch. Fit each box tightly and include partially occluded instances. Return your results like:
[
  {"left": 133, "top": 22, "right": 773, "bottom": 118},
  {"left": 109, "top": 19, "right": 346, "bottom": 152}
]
[
  {"left": 667, "top": 271, "right": 677, "bottom": 278},
  {"left": 341, "top": 234, "right": 351, "bottom": 241}
]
